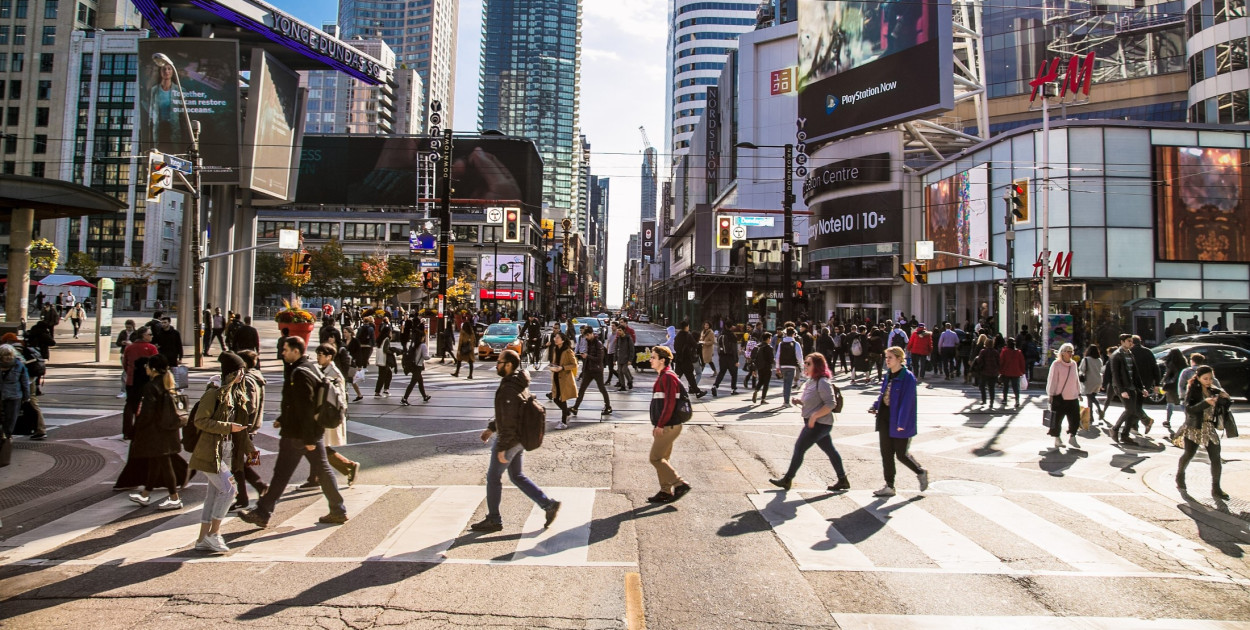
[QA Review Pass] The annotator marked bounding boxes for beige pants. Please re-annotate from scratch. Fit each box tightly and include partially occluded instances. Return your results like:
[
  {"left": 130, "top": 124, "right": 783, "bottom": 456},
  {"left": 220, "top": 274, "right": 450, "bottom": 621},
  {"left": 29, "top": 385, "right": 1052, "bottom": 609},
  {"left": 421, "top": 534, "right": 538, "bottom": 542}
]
[{"left": 649, "top": 425, "right": 685, "bottom": 493}]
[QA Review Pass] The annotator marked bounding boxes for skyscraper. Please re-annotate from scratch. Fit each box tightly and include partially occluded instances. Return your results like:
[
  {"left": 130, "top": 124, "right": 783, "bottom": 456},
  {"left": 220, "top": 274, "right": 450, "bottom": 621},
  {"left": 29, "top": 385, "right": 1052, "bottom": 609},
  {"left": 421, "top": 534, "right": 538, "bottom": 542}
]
[
  {"left": 641, "top": 147, "right": 657, "bottom": 224},
  {"left": 664, "top": 0, "right": 757, "bottom": 160},
  {"left": 478, "top": 0, "right": 582, "bottom": 225},
  {"left": 301, "top": 34, "right": 422, "bottom": 136},
  {"left": 338, "top": 0, "right": 457, "bottom": 130}
]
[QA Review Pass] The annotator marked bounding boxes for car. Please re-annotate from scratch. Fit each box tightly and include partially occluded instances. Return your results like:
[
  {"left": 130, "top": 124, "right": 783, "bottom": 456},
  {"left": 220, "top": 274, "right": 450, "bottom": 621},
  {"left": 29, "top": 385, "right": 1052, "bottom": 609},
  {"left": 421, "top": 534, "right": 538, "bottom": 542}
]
[
  {"left": 630, "top": 326, "right": 670, "bottom": 371},
  {"left": 570, "top": 317, "right": 603, "bottom": 335},
  {"left": 636, "top": 314, "right": 651, "bottom": 323},
  {"left": 477, "top": 322, "right": 524, "bottom": 360},
  {"left": 1159, "top": 332, "right": 1250, "bottom": 352},
  {"left": 1149, "top": 343, "right": 1250, "bottom": 403}
]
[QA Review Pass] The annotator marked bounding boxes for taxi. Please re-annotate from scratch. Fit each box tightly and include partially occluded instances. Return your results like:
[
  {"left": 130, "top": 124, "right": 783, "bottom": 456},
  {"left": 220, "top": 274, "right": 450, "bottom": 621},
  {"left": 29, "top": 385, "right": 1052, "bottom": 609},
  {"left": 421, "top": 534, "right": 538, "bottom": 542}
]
[{"left": 477, "top": 321, "right": 524, "bottom": 360}]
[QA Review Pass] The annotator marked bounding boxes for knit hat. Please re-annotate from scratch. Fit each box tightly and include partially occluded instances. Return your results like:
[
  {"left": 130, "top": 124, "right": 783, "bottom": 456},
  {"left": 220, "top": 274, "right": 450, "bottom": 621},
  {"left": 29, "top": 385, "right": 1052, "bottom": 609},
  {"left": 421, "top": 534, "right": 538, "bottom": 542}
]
[{"left": 219, "top": 351, "right": 246, "bottom": 376}]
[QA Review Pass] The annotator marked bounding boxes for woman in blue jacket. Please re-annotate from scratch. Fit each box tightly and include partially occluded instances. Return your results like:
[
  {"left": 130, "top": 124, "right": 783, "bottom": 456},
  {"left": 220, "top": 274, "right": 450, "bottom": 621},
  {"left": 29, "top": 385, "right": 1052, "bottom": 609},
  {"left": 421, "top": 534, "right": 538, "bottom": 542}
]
[{"left": 868, "top": 346, "right": 930, "bottom": 497}]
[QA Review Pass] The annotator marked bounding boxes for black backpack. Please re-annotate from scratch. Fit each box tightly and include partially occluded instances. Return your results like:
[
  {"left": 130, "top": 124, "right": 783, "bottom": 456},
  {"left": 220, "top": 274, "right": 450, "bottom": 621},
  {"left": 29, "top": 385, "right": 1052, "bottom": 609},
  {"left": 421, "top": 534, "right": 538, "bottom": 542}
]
[
  {"left": 518, "top": 394, "right": 547, "bottom": 451},
  {"left": 299, "top": 366, "right": 345, "bottom": 429},
  {"left": 671, "top": 378, "right": 694, "bottom": 425},
  {"left": 831, "top": 381, "right": 845, "bottom": 414}
]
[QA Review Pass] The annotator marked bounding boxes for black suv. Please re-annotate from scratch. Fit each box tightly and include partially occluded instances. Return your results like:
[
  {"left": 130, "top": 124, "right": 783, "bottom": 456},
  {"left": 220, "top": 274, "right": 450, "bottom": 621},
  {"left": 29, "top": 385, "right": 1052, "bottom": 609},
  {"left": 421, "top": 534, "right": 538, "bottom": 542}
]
[{"left": 1160, "top": 332, "right": 1250, "bottom": 352}]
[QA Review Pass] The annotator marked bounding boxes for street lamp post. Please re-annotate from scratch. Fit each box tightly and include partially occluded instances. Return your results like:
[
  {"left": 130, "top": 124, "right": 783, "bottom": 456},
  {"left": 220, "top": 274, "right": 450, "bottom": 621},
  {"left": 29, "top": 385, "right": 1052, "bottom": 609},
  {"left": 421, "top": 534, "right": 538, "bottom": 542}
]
[
  {"left": 735, "top": 141, "right": 795, "bottom": 326},
  {"left": 153, "top": 52, "right": 204, "bottom": 368}
]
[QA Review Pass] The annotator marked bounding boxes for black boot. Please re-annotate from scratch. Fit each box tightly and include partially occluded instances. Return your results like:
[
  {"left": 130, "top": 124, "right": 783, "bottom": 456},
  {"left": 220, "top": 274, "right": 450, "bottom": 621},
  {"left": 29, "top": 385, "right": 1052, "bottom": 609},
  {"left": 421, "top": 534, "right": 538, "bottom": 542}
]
[{"left": 1213, "top": 486, "right": 1230, "bottom": 501}]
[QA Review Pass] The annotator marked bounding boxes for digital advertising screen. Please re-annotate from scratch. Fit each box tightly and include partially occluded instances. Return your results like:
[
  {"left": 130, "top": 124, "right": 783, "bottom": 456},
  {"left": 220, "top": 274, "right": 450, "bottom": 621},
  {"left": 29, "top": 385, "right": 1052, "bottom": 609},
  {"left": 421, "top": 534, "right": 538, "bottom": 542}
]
[
  {"left": 479, "top": 254, "right": 527, "bottom": 285},
  {"left": 925, "top": 164, "right": 990, "bottom": 271},
  {"left": 244, "top": 49, "right": 301, "bottom": 200},
  {"left": 807, "top": 190, "right": 903, "bottom": 250},
  {"left": 295, "top": 135, "right": 543, "bottom": 210},
  {"left": 138, "top": 38, "right": 241, "bottom": 184},
  {"left": 1155, "top": 146, "right": 1250, "bottom": 262},
  {"left": 797, "top": 0, "right": 953, "bottom": 146}
]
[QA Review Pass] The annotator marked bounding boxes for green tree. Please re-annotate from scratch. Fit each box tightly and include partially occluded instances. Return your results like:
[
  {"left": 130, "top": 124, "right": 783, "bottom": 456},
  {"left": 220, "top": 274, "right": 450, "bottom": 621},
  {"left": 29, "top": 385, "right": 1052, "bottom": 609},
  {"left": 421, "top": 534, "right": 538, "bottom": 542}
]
[
  {"left": 63, "top": 251, "right": 99, "bottom": 279},
  {"left": 384, "top": 258, "right": 419, "bottom": 300},
  {"left": 254, "top": 252, "right": 294, "bottom": 300},
  {"left": 304, "top": 238, "right": 351, "bottom": 300}
]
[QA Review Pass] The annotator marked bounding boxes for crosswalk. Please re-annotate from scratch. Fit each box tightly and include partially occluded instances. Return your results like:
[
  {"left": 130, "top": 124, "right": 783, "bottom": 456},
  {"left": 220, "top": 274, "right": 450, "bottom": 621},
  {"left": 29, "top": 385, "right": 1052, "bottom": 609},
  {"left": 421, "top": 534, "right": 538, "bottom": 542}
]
[
  {"left": 751, "top": 489, "right": 1247, "bottom": 585},
  {"left": 0, "top": 485, "right": 634, "bottom": 569}
]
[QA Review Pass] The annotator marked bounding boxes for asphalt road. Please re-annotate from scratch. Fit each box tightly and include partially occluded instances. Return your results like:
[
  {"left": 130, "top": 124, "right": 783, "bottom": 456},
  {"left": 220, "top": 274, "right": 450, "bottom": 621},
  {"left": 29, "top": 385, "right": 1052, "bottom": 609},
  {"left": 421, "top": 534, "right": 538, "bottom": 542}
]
[{"left": 2, "top": 323, "right": 1250, "bottom": 628}]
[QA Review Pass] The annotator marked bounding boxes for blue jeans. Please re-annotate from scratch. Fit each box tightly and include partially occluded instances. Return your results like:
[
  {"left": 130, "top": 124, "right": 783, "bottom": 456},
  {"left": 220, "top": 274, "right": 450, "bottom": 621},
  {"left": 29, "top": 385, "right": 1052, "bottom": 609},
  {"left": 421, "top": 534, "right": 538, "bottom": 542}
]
[
  {"left": 484, "top": 439, "right": 554, "bottom": 524},
  {"left": 783, "top": 422, "right": 846, "bottom": 481},
  {"left": 779, "top": 367, "right": 797, "bottom": 404},
  {"left": 201, "top": 442, "right": 235, "bottom": 523}
]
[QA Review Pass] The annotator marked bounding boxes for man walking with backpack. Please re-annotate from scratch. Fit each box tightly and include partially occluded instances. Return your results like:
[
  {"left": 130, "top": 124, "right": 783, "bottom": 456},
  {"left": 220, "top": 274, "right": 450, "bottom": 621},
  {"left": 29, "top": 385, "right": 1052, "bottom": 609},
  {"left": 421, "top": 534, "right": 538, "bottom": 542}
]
[
  {"left": 571, "top": 328, "right": 612, "bottom": 416},
  {"left": 239, "top": 337, "right": 348, "bottom": 528},
  {"left": 472, "top": 350, "right": 560, "bottom": 533}
]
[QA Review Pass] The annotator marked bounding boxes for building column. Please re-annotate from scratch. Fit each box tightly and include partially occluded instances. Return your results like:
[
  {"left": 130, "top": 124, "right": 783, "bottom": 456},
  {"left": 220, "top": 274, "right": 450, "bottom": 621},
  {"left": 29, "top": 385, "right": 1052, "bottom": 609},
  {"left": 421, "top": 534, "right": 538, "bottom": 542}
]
[
  {"left": 5, "top": 208, "right": 34, "bottom": 325},
  {"left": 231, "top": 201, "right": 256, "bottom": 318}
]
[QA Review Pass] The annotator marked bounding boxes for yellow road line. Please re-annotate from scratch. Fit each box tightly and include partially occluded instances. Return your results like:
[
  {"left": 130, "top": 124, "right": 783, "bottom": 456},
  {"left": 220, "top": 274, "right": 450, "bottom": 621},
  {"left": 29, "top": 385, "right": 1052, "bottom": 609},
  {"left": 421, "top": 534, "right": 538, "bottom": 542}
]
[{"left": 625, "top": 571, "right": 646, "bottom": 630}]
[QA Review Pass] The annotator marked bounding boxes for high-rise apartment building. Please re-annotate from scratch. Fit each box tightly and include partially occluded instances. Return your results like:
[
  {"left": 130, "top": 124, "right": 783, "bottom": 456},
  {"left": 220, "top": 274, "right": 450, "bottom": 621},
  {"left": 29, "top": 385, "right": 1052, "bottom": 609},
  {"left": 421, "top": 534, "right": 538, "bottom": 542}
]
[
  {"left": 301, "top": 33, "right": 422, "bottom": 135},
  {"left": 589, "top": 175, "right": 609, "bottom": 302},
  {"left": 1184, "top": 0, "right": 1250, "bottom": 123},
  {"left": 338, "top": 0, "right": 457, "bottom": 131},
  {"left": 640, "top": 146, "right": 657, "bottom": 224},
  {"left": 478, "top": 0, "right": 582, "bottom": 224},
  {"left": 664, "top": 0, "right": 756, "bottom": 160}
]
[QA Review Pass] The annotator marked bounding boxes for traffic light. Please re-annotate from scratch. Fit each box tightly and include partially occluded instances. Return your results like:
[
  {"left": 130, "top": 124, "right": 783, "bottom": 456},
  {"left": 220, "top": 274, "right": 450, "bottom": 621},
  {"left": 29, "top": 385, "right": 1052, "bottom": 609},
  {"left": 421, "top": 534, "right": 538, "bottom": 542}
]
[
  {"left": 422, "top": 271, "right": 436, "bottom": 291},
  {"left": 504, "top": 207, "right": 521, "bottom": 243},
  {"left": 900, "top": 262, "right": 915, "bottom": 284},
  {"left": 146, "top": 153, "right": 172, "bottom": 201},
  {"left": 716, "top": 214, "right": 732, "bottom": 249},
  {"left": 1010, "top": 178, "right": 1029, "bottom": 222},
  {"left": 297, "top": 251, "right": 312, "bottom": 275},
  {"left": 795, "top": 280, "right": 804, "bottom": 299},
  {"left": 916, "top": 262, "right": 929, "bottom": 285}
]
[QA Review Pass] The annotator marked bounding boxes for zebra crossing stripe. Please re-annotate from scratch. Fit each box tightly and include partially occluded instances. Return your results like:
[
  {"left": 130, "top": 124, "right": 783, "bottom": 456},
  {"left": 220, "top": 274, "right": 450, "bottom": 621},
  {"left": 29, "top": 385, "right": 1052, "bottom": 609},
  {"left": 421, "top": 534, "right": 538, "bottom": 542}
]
[
  {"left": 0, "top": 493, "right": 136, "bottom": 565},
  {"left": 748, "top": 492, "right": 874, "bottom": 571},
  {"left": 846, "top": 491, "right": 1005, "bottom": 573},
  {"left": 232, "top": 485, "right": 390, "bottom": 561},
  {"left": 511, "top": 487, "right": 597, "bottom": 565},
  {"left": 370, "top": 486, "right": 485, "bottom": 562},
  {"left": 953, "top": 495, "right": 1146, "bottom": 573},
  {"left": 1040, "top": 492, "right": 1227, "bottom": 580},
  {"left": 93, "top": 503, "right": 213, "bottom": 564}
]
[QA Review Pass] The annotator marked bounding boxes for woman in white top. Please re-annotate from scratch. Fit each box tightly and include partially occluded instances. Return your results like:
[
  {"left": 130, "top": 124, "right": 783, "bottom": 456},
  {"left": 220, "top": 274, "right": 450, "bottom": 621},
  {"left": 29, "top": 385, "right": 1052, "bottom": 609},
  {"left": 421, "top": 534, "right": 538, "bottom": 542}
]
[
  {"left": 1077, "top": 344, "right": 1104, "bottom": 423},
  {"left": 309, "top": 344, "right": 360, "bottom": 486},
  {"left": 1046, "top": 343, "right": 1083, "bottom": 449}
]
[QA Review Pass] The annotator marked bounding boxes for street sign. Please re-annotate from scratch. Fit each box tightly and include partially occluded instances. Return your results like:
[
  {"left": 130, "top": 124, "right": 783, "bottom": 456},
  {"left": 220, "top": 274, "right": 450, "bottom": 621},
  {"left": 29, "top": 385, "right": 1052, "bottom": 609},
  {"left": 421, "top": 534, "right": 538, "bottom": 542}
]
[
  {"left": 419, "top": 260, "right": 440, "bottom": 269},
  {"left": 733, "top": 216, "right": 774, "bottom": 227},
  {"left": 731, "top": 225, "right": 747, "bottom": 240},
  {"left": 151, "top": 151, "right": 192, "bottom": 175},
  {"left": 278, "top": 229, "right": 300, "bottom": 250},
  {"left": 485, "top": 207, "right": 504, "bottom": 224},
  {"left": 916, "top": 240, "right": 935, "bottom": 260}
]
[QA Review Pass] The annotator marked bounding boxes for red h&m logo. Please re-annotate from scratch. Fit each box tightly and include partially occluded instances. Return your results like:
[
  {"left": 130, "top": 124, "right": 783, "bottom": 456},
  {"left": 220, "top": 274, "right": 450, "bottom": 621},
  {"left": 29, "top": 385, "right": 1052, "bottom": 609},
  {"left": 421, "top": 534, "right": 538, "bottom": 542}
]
[
  {"left": 1033, "top": 251, "right": 1073, "bottom": 278},
  {"left": 1029, "top": 53, "right": 1096, "bottom": 103},
  {"left": 771, "top": 68, "right": 793, "bottom": 95}
]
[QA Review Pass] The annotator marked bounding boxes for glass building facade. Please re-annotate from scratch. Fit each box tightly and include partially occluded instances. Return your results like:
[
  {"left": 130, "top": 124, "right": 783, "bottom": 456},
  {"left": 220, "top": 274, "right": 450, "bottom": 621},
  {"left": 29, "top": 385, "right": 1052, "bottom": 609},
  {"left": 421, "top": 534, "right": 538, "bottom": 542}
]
[
  {"left": 1185, "top": 0, "right": 1250, "bottom": 123},
  {"left": 478, "top": 0, "right": 581, "bottom": 220}
]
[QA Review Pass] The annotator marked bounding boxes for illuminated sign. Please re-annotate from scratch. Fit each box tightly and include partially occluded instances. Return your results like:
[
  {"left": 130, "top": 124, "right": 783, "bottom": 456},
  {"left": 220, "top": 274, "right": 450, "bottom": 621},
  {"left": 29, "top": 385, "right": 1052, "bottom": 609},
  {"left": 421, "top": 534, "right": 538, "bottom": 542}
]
[
  {"left": 771, "top": 68, "right": 794, "bottom": 95},
  {"left": 267, "top": 9, "right": 386, "bottom": 81},
  {"left": 1029, "top": 53, "right": 1096, "bottom": 104}
]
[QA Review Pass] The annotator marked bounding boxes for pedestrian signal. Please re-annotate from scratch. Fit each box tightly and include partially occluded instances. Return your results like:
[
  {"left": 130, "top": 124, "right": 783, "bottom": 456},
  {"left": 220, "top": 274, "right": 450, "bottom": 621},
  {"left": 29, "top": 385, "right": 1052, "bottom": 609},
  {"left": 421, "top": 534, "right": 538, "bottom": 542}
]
[
  {"left": 716, "top": 215, "right": 732, "bottom": 249},
  {"left": 916, "top": 262, "right": 929, "bottom": 285},
  {"left": 900, "top": 262, "right": 915, "bottom": 284}
]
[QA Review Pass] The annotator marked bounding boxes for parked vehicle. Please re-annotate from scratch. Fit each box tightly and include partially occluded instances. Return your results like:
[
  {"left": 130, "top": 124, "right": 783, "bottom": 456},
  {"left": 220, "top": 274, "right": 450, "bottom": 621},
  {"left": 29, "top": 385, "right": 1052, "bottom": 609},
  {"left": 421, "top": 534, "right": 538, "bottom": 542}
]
[
  {"left": 477, "top": 323, "right": 524, "bottom": 360},
  {"left": 1159, "top": 332, "right": 1250, "bottom": 352},
  {"left": 1150, "top": 342, "right": 1250, "bottom": 403},
  {"left": 631, "top": 326, "right": 669, "bottom": 371}
]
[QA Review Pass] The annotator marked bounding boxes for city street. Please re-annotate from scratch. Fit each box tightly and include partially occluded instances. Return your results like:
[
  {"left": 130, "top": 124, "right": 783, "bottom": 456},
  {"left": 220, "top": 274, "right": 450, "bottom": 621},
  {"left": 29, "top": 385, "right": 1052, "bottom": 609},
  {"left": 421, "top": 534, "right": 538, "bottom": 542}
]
[{"left": 2, "top": 319, "right": 1249, "bottom": 628}]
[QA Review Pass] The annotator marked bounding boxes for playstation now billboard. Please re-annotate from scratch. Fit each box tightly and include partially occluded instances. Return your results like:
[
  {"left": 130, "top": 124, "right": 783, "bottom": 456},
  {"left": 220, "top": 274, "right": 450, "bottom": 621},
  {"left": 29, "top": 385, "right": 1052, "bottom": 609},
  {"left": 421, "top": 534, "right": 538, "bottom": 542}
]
[{"left": 796, "top": 0, "right": 953, "bottom": 146}]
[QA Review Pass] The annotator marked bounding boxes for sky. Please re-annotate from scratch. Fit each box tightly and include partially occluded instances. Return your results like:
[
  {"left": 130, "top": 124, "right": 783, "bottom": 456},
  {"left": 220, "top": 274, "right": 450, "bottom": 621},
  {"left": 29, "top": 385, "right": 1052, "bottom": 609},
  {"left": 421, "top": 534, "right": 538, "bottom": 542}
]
[{"left": 270, "top": 0, "right": 668, "bottom": 309}]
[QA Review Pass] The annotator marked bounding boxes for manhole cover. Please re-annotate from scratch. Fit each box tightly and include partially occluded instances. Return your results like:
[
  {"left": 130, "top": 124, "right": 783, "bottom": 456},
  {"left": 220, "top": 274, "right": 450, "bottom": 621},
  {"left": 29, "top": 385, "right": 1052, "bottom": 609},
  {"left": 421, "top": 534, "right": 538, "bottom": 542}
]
[{"left": 928, "top": 480, "right": 1002, "bottom": 496}]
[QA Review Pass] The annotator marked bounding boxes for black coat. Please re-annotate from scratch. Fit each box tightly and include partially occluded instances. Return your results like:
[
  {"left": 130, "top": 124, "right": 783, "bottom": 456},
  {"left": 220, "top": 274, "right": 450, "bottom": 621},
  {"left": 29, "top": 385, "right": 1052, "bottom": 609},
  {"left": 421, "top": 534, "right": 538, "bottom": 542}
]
[
  {"left": 674, "top": 330, "right": 698, "bottom": 371},
  {"left": 1110, "top": 348, "right": 1145, "bottom": 396},
  {"left": 1129, "top": 344, "right": 1159, "bottom": 388},
  {"left": 233, "top": 325, "right": 260, "bottom": 352},
  {"left": 130, "top": 380, "right": 182, "bottom": 458},
  {"left": 279, "top": 356, "right": 322, "bottom": 444}
]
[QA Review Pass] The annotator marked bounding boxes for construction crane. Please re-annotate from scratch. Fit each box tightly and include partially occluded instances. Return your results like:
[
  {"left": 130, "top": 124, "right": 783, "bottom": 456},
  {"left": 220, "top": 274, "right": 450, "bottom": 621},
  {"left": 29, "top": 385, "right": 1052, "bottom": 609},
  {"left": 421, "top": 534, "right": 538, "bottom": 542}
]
[{"left": 639, "top": 126, "right": 652, "bottom": 152}]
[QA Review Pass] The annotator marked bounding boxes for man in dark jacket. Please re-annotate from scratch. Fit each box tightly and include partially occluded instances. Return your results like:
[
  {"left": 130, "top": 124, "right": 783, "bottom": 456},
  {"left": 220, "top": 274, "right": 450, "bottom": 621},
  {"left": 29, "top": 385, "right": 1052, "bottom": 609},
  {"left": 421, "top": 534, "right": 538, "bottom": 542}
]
[
  {"left": 673, "top": 320, "right": 706, "bottom": 398},
  {"left": 1110, "top": 334, "right": 1149, "bottom": 445},
  {"left": 471, "top": 350, "right": 560, "bottom": 532},
  {"left": 153, "top": 317, "right": 184, "bottom": 366},
  {"left": 232, "top": 316, "right": 261, "bottom": 355},
  {"left": 751, "top": 332, "right": 775, "bottom": 404},
  {"left": 710, "top": 329, "right": 739, "bottom": 396},
  {"left": 572, "top": 328, "right": 612, "bottom": 415},
  {"left": 614, "top": 323, "right": 635, "bottom": 391},
  {"left": 240, "top": 337, "right": 347, "bottom": 528},
  {"left": 1129, "top": 334, "right": 1160, "bottom": 434}
]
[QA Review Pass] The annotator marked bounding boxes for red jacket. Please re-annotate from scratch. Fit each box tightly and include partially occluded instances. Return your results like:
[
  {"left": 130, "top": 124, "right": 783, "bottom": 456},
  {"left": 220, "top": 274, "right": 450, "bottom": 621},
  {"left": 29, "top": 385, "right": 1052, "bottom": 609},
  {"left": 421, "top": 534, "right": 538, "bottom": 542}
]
[
  {"left": 907, "top": 330, "right": 932, "bottom": 356},
  {"left": 650, "top": 367, "right": 681, "bottom": 428},
  {"left": 998, "top": 348, "right": 1027, "bottom": 378}
]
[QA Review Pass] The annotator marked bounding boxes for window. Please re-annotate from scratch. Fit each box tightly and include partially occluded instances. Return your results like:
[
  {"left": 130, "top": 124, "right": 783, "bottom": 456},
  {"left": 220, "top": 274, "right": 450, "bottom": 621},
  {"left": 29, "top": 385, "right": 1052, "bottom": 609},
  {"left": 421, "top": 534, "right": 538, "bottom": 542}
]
[
  {"left": 41, "top": 26, "right": 54, "bottom": 46},
  {"left": 15, "top": 0, "right": 26, "bottom": 19},
  {"left": 3, "top": 135, "right": 16, "bottom": 153},
  {"left": 35, "top": 107, "right": 48, "bottom": 126},
  {"left": 7, "top": 80, "right": 18, "bottom": 99},
  {"left": 0, "top": 81, "right": 4, "bottom": 99},
  {"left": 12, "top": 26, "right": 24, "bottom": 45},
  {"left": 2, "top": 161, "right": 13, "bottom": 174},
  {"left": 36, "top": 80, "right": 50, "bottom": 99},
  {"left": 452, "top": 225, "right": 478, "bottom": 243},
  {"left": 342, "top": 222, "right": 384, "bottom": 240},
  {"left": 30, "top": 161, "right": 44, "bottom": 177},
  {"left": 0, "top": 26, "right": 8, "bottom": 45},
  {"left": 300, "top": 221, "right": 338, "bottom": 239},
  {"left": 0, "top": 0, "right": 9, "bottom": 18},
  {"left": 11, "top": 53, "right": 24, "bottom": 73},
  {"left": 33, "top": 134, "right": 46, "bottom": 153},
  {"left": 77, "top": 2, "right": 95, "bottom": 26},
  {"left": 162, "top": 249, "right": 171, "bottom": 264},
  {"left": 43, "top": 0, "right": 56, "bottom": 19},
  {"left": 5, "top": 106, "right": 17, "bottom": 125},
  {"left": 39, "top": 54, "right": 53, "bottom": 73}
]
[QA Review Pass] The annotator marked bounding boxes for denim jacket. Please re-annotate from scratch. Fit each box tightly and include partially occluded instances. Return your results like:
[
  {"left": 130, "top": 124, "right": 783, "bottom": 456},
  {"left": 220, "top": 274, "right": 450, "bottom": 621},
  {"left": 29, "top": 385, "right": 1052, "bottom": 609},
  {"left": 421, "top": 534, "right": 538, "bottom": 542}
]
[{"left": 0, "top": 359, "right": 31, "bottom": 400}]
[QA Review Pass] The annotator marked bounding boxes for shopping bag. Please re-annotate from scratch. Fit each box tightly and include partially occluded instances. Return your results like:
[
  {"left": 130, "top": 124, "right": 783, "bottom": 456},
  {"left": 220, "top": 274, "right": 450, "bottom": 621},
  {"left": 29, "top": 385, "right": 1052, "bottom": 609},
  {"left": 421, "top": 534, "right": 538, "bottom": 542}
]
[
  {"left": 1019, "top": 374, "right": 1029, "bottom": 391},
  {"left": 171, "top": 365, "right": 189, "bottom": 390},
  {"left": 353, "top": 367, "right": 368, "bottom": 386},
  {"left": 1079, "top": 405, "right": 1091, "bottom": 431},
  {"left": 1042, "top": 409, "right": 1053, "bottom": 428}
]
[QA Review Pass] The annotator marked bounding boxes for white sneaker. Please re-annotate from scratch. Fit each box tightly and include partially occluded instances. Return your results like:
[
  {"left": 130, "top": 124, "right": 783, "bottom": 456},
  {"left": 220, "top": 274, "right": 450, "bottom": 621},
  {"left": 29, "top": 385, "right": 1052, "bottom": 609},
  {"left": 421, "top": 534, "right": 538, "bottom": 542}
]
[
  {"left": 116, "top": 392, "right": 127, "bottom": 399},
  {"left": 872, "top": 486, "right": 897, "bottom": 497},
  {"left": 194, "top": 537, "right": 213, "bottom": 551},
  {"left": 554, "top": 422, "right": 568, "bottom": 430},
  {"left": 129, "top": 493, "right": 151, "bottom": 506},
  {"left": 201, "top": 534, "right": 229, "bottom": 553},
  {"left": 157, "top": 497, "right": 183, "bottom": 511},
  {"left": 383, "top": 391, "right": 391, "bottom": 398},
  {"left": 1054, "top": 436, "right": 1063, "bottom": 449},
  {"left": 1068, "top": 436, "right": 1081, "bottom": 449}
]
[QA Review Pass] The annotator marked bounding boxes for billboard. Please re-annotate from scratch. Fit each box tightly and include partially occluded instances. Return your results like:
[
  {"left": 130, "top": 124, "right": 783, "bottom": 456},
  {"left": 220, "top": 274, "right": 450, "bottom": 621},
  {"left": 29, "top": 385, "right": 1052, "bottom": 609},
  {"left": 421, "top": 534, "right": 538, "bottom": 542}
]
[
  {"left": 138, "top": 39, "right": 241, "bottom": 184},
  {"left": 807, "top": 190, "right": 903, "bottom": 250},
  {"left": 479, "top": 254, "right": 526, "bottom": 284},
  {"left": 642, "top": 220, "right": 656, "bottom": 258},
  {"left": 924, "top": 164, "right": 990, "bottom": 271},
  {"left": 796, "top": 0, "right": 953, "bottom": 146},
  {"left": 244, "top": 49, "right": 301, "bottom": 200},
  {"left": 295, "top": 135, "right": 543, "bottom": 209},
  {"left": 1155, "top": 146, "right": 1250, "bottom": 262}
]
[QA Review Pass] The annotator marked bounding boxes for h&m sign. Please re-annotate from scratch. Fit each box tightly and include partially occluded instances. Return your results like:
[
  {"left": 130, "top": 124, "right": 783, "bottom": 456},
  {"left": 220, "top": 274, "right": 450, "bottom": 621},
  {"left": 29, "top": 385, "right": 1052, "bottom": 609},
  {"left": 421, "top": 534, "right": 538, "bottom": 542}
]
[{"left": 1029, "top": 53, "right": 1096, "bottom": 104}]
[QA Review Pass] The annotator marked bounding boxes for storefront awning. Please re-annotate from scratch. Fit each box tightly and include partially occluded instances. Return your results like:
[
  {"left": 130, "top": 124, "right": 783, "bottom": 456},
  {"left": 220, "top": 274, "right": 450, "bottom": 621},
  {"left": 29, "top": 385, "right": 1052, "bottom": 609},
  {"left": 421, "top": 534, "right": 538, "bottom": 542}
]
[{"left": 1124, "top": 298, "right": 1250, "bottom": 313}]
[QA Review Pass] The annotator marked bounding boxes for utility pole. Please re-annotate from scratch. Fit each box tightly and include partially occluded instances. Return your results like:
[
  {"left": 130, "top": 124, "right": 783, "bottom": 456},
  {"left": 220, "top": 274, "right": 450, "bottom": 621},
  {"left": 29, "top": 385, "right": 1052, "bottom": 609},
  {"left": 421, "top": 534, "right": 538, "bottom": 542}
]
[
  {"left": 437, "top": 129, "right": 453, "bottom": 321},
  {"left": 782, "top": 143, "right": 795, "bottom": 325},
  {"left": 1041, "top": 83, "right": 1054, "bottom": 364},
  {"left": 1003, "top": 194, "right": 1016, "bottom": 337}
]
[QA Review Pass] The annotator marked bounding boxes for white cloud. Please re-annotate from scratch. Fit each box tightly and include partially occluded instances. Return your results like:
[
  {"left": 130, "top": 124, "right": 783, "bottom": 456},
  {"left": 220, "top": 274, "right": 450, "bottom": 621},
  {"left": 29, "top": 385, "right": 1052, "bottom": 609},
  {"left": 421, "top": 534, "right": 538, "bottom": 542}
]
[{"left": 583, "top": 48, "right": 622, "bottom": 62}]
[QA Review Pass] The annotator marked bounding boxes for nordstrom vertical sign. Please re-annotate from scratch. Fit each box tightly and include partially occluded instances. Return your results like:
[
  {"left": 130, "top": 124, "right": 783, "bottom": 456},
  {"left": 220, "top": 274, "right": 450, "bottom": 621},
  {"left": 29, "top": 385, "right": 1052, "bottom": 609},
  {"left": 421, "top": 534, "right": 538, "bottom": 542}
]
[{"left": 705, "top": 86, "right": 720, "bottom": 200}]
